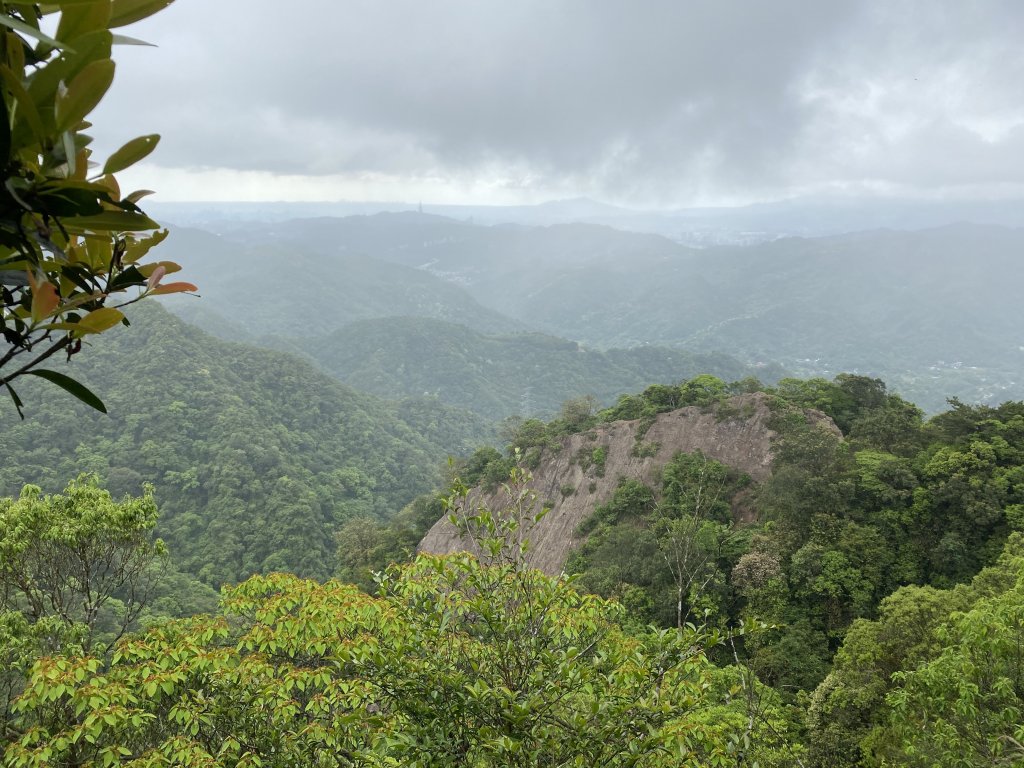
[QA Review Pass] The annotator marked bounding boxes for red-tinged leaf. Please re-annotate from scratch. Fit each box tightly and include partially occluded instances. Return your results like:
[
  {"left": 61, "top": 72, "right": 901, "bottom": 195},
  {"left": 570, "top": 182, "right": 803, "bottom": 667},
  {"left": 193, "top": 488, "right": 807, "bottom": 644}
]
[
  {"left": 148, "top": 281, "right": 197, "bottom": 296},
  {"left": 137, "top": 260, "right": 180, "bottom": 277},
  {"left": 146, "top": 264, "right": 165, "bottom": 289},
  {"left": 31, "top": 281, "right": 60, "bottom": 323},
  {"left": 77, "top": 307, "right": 124, "bottom": 333}
]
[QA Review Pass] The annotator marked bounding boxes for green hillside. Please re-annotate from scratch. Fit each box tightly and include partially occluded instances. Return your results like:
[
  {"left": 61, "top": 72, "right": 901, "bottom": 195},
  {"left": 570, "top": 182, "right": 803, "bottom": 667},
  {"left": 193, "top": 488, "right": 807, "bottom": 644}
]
[
  {"left": 291, "top": 316, "right": 784, "bottom": 419},
  {"left": 0, "top": 303, "right": 493, "bottom": 586},
  {"left": 154, "top": 225, "right": 521, "bottom": 337},
  {"left": 239, "top": 215, "right": 1024, "bottom": 411}
]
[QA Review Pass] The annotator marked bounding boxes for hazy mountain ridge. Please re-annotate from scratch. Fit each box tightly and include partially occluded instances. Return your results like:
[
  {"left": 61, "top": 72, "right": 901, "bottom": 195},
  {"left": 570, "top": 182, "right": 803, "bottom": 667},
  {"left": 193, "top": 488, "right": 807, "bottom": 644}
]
[
  {"left": 287, "top": 316, "right": 783, "bottom": 420},
  {"left": 150, "top": 195, "right": 1024, "bottom": 245},
  {"left": 154, "top": 225, "right": 522, "bottom": 337},
  {"left": 156, "top": 214, "right": 1024, "bottom": 412}
]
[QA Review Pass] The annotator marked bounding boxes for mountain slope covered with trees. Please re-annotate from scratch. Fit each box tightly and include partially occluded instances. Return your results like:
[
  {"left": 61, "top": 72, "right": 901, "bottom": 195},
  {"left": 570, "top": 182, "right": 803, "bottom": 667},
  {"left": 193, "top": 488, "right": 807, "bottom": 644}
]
[
  {"left": 180, "top": 213, "right": 1024, "bottom": 411},
  {"left": 292, "top": 316, "right": 782, "bottom": 419},
  {"left": 408, "top": 374, "right": 1024, "bottom": 764},
  {"left": 0, "top": 303, "right": 492, "bottom": 586}
]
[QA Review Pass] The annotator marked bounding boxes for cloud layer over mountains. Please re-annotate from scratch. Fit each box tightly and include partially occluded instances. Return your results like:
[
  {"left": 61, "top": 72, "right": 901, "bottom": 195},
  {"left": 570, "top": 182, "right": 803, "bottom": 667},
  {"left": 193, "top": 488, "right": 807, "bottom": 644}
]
[{"left": 97, "top": 1, "right": 1024, "bottom": 205}]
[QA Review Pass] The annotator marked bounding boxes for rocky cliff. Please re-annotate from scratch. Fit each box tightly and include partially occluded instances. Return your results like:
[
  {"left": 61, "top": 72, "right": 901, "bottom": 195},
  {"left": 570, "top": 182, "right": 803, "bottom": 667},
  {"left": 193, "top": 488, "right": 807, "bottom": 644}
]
[{"left": 419, "top": 392, "right": 838, "bottom": 575}]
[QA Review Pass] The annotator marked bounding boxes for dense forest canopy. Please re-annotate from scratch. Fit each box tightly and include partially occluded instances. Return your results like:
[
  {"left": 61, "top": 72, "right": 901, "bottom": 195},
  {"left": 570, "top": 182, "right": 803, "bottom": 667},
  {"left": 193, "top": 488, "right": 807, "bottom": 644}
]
[
  {"left": 0, "top": 302, "right": 492, "bottom": 586},
  {"left": 3, "top": 3, "right": 1023, "bottom": 766},
  {"left": 4, "top": 368, "right": 1024, "bottom": 765}
]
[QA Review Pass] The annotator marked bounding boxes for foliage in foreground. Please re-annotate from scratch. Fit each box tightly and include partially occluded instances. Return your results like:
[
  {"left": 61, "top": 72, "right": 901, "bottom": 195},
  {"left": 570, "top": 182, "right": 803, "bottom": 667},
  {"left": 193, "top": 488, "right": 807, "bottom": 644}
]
[
  {"left": 5, "top": 558, "right": 782, "bottom": 767},
  {"left": 809, "top": 532, "right": 1024, "bottom": 767},
  {"left": 0, "top": 1, "right": 188, "bottom": 414},
  {"left": 0, "top": 476, "right": 214, "bottom": 739},
  {"left": 1, "top": 472, "right": 801, "bottom": 766}
]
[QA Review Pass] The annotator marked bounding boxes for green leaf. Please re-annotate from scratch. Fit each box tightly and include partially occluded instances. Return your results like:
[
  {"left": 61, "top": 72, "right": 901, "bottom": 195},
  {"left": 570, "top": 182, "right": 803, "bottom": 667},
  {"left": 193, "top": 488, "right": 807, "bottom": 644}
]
[
  {"left": 106, "top": 264, "right": 145, "bottom": 291},
  {"left": 77, "top": 306, "right": 124, "bottom": 333},
  {"left": 125, "top": 188, "right": 155, "bottom": 204},
  {"left": 22, "top": 31, "right": 113, "bottom": 145},
  {"left": 109, "top": 0, "right": 175, "bottom": 29},
  {"left": 0, "top": 67, "right": 9, "bottom": 163},
  {"left": 64, "top": 210, "right": 159, "bottom": 232},
  {"left": 111, "top": 33, "right": 156, "bottom": 46},
  {"left": 0, "top": 64, "right": 47, "bottom": 150},
  {"left": 56, "top": 2, "right": 113, "bottom": 45},
  {"left": 0, "top": 15, "right": 65, "bottom": 49},
  {"left": 56, "top": 58, "right": 115, "bottom": 133},
  {"left": 103, "top": 134, "right": 159, "bottom": 175},
  {"left": 25, "top": 369, "right": 107, "bottom": 413},
  {"left": 62, "top": 129, "right": 78, "bottom": 174},
  {"left": 34, "top": 183, "right": 105, "bottom": 217},
  {"left": 4, "top": 382, "right": 25, "bottom": 420}
]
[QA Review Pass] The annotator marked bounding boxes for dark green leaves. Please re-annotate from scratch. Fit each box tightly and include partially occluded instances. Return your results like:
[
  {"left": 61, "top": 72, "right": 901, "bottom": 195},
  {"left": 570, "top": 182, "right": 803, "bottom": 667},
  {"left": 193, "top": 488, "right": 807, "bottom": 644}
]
[
  {"left": 2, "top": 2, "right": 181, "bottom": 414},
  {"left": 25, "top": 369, "right": 107, "bottom": 413}
]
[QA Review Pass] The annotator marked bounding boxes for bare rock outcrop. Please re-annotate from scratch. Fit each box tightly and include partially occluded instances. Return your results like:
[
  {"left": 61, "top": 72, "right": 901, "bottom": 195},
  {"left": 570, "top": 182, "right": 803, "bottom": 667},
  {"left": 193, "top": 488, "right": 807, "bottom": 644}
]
[{"left": 418, "top": 392, "right": 838, "bottom": 575}]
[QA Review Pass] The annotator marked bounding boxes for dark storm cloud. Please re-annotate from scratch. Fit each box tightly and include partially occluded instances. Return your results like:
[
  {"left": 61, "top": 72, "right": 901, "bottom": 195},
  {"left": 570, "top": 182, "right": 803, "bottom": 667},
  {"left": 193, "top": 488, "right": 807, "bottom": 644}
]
[{"left": 94, "top": 0, "right": 1024, "bottom": 204}]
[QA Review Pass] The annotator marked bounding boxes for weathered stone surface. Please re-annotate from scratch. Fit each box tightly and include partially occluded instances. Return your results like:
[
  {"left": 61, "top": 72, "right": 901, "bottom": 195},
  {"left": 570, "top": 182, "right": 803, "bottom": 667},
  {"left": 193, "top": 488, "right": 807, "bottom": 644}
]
[{"left": 418, "top": 392, "right": 837, "bottom": 575}]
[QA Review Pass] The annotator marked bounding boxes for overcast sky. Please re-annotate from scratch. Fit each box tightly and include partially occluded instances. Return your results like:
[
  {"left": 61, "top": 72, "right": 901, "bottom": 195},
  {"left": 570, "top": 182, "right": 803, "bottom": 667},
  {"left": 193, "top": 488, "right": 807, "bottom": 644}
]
[{"left": 92, "top": 0, "right": 1024, "bottom": 207}]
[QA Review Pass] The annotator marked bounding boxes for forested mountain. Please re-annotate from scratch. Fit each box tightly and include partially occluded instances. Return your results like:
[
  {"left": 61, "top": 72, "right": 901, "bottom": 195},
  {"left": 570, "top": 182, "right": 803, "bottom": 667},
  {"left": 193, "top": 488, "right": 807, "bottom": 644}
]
[
  {"left": 5, "top": 1, "right": 1023, "bottom": 763},
  {"left": 0, "top": 303, "right": 492, "bottom": 586},
  {"left": 154, "top": 225, "right": 521, "bottom": 337},
  {"left": 156, "top": 214, "right": 1024, "bottom": 412},
  {"left": 291, "top": 316, "right": 782, "bottom": 419},
  {"left": 411, "top": 374, "right": 1024, "bottom": 764}
]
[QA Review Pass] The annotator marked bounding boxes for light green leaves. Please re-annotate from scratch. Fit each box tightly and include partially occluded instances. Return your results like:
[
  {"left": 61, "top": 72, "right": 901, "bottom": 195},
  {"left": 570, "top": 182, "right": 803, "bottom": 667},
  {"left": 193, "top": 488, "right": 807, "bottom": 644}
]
[
  {"left": 103, "top": 133, "right": 159, "bottom": 175},
  {"left": 4, "top": 552, "right": 731, "bottom": 766},
  {"left": 109, "top": 0, "right": 176, "bottom": 29},
  {"left": 55, "top": 58, "right": 115, "bottom": 133},
  {"left": 56, "top": 2, "right": 114, "bottom": 46},
  {"left": 76, "top": 307, "right": 125, "bottom": 333}
]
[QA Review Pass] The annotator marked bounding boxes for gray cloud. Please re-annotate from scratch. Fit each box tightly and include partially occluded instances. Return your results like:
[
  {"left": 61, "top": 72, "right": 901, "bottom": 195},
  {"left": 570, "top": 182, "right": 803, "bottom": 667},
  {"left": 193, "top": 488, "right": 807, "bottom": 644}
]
[{"left": 91, "top": 0, "right": 1024, "bottom": 204}]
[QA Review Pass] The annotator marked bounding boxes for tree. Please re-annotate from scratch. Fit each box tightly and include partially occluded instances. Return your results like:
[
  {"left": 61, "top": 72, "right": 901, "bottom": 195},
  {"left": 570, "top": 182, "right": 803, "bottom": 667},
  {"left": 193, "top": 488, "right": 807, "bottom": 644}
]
[
  {"left": 0, "top": 1, "right": 190, "bottom": 416},
  {"left": 677, "top": 374, "right": 727, "bottom": 408},
  {"left": 0, "top": 475, "right": 165, "bottom": 736},
  {"left": 4, "top": 477, "right": 749, "bottom": 767},
  {"left": 654, "top": 451, "right": 738, "bottom": 629},
  {"left": 865, "top": 580, "right": 1024, "bottom": 767},
  {"left": 805, "top": 584, "right": 968, "bottom": 768}
]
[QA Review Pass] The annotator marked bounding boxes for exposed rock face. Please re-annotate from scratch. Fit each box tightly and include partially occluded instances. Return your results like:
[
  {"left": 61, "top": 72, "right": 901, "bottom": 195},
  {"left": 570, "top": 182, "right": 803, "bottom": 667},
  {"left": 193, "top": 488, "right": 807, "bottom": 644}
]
[{"left": 418, "top": 392, "right": 838, "bottom": 575}]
